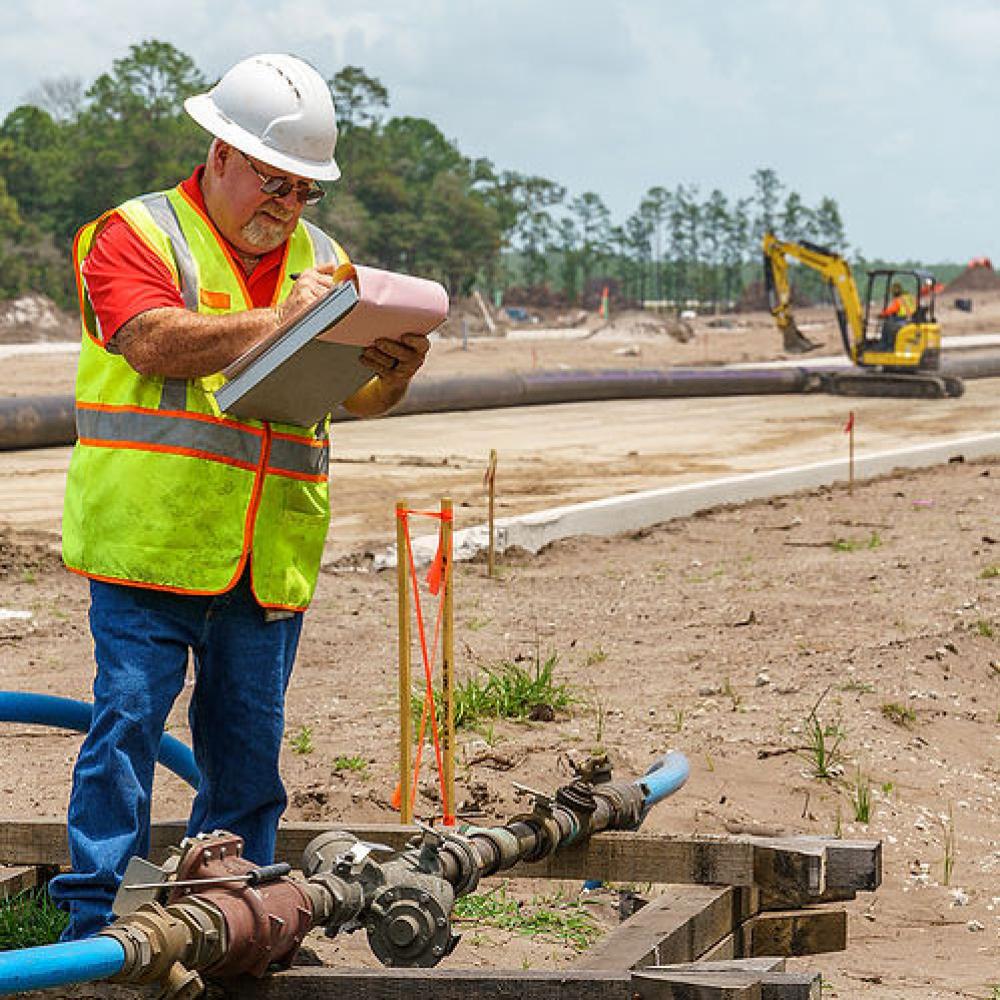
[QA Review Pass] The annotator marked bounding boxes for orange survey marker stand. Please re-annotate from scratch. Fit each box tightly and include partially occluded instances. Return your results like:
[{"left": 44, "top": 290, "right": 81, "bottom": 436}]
[{"left": 393, "top": 499, "right": 456, "bottom": 825}]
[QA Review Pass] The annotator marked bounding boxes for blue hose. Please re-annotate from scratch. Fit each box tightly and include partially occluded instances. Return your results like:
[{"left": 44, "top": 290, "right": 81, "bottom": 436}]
[
  {"left": 639, "top": 750, "right": 690, "bottom": 809},
  {"left": 583, "top": 750, "right": 690, "bottom": 890},
  {"left": 0, "top": 691, "right": 200, "bottom": 789},
  {"left": 0, "top": 938, "right": 125, "bottom": 996}
]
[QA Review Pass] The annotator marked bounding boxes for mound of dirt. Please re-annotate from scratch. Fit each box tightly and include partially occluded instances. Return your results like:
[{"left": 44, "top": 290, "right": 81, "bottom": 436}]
[
  {"left": 944, "top": 265, "right": 1000, "bottom": 293},
  {"left": 0, "top": 293, "right": 77, "bottom": 343},
  {"left": 0, "top": 526, "right": 63, "bottom": 579}
]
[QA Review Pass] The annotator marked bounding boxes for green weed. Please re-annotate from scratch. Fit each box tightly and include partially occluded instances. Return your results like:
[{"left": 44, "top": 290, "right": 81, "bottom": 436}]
[
  {"left": 841, "top": 680, "right": 875, "bottom": 695},
  {"left": 332, "top": 754, "right": 367, "bottom": 774},
  {"left": 799, "top": 692, "right": 845, "bottom": 780},
  {"left": 942, "top": 804, "right": 956, "bottom": 886},
  {"left": 830, "top": 532, "right": 881, "bottom": 553},
  {"left": 974, "top": 619, "right": 996, "bottom": 638},
  {"left": 413, "top": 652, "right": 573, "bottom": 731},
  {"left": 289, "top": 725, "right": 314, "bottom": 755},
  {"left": 453, "top": 885, "right": 600, "bottom": 951},
  {"left": 585, "top": 646, "right": 608, "bottom": 667},
  {"left": 981, "top": 566, "right": 1000, "bottom": 579},
  {"left": 881, "top": 781, "right": 894, "bottom": 797},
  {"left": 722, "top": 677, "right": 742, "bottom": 712},
  {"left": 850, "top": 770, "right": 871, "bottom": 824},
  {"left": 465, "top": 617, "right": 491, "bottom": 632},
  {"left": 881, "top": 702, "right": 916, "bottom": 727},
  {"left": 0, "top": 889, "right": 69, "bottom": 948}
]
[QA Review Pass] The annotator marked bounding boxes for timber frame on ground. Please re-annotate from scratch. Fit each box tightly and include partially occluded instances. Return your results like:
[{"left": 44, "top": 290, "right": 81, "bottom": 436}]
[{"left": 1, "top": 820, "right": 881, "bottom": 999}]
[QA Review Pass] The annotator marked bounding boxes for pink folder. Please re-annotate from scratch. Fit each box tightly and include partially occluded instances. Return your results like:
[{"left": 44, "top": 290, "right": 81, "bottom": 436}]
[{"left": 318, "top": 264, "right": 450, "bottom": 346}]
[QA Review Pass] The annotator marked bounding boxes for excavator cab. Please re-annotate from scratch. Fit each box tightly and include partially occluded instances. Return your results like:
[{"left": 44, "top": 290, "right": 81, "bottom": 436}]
[{"left": 861, "top": 269, "right": 942, "bottom": 372}]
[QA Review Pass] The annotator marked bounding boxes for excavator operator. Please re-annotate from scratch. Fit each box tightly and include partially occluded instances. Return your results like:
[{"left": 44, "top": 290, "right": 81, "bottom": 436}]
[{"left": 880, "top": 282, "right": 916, "bottom": 321}]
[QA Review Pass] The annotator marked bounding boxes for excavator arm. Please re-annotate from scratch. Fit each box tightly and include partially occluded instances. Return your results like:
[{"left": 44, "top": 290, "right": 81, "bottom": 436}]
[{"left": 762, "top": 233, "right": 865, "bottom": 360}]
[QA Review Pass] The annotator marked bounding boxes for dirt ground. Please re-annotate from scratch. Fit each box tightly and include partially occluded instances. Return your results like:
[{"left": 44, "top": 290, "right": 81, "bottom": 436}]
[{"left": 1, "top": 300, "right": 1000, "bottom": 997}]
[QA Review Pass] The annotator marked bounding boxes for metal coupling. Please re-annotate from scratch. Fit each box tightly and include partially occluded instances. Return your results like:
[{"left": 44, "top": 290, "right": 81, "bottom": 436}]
[
  {"left": 300, "top": 830, "right": 362, "bottom": 877},
  {"left": 592, "top": 781, "right": 645, "bottom": 831},
  {"left": 438, "top": 833, "right": 481, "bottom": 897},
  {"left": 302, "top": 871, "right": 365, "bottom": 931},
  {"left": 510, "top": 811, "right": 562, "bottom": 863},
  {"left": 365, "top": 881, "right": 457, "bottom": 967},
  {"left": 467, "top": 826, "right": 521, "bottom": 875},
  {"left": 101, "top": 898, "right": 221, "bottom": 998}
]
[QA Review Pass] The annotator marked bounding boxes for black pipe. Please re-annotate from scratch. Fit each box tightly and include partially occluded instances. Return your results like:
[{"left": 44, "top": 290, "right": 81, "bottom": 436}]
[
  {"left": 0, "top": 395, "right": 75, "bottom": 451},
  {"left": 2, "top": 351, "right": 1000, "bottom": 451}
]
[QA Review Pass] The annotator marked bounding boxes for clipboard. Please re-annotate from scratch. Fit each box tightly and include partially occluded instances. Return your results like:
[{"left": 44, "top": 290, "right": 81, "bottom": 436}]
[{"left": 213, "top": 265, "right": 449, "bottom": 427}]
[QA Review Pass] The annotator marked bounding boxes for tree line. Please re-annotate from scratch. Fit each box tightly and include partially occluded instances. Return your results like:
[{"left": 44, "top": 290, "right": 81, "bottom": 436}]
[{"left": 0, "top": 40, "right": 848, "bottom": 311}]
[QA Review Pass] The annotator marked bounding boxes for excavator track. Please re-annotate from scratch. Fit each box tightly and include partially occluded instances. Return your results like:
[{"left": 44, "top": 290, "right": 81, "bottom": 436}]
[{"left": 823, "top": 371, "right": 965, "bottom": 399}]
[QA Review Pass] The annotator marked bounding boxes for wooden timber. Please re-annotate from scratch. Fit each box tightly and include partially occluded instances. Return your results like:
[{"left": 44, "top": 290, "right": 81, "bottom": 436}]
[
  {"left": 745, "top": 909, "right": 847, "bottom": 957},
  {"left": 0, "top": 864, "right": 36, "bottom": 900},
  {"left": 225, "top": 966, "right": 819, "bottom": 1000},
  {"left": 0, "top": 820, "right": 861, "bottom": 896},
  {"left": 574, "top": 886, "right": 758, "bottom": 970}
]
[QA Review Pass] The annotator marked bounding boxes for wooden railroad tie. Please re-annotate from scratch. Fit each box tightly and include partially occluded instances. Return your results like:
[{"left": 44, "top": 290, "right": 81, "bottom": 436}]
[{"left": 0, "top": 822, "right": 879, "bottom": 1000}]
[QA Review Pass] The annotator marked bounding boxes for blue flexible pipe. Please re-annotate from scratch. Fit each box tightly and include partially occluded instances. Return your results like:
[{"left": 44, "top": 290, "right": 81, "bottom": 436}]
[
  {"left": 583, "top": 749, "right": 690, "bottom": 890},
  {"left": 0, "top": 938, "right": 125, "bottom": 996},
  {"left": 638, "top": 749, "right": 690, "bottom": 809},
  {"left": 0, "top": 691, "right": 200, "bottom": 789}
]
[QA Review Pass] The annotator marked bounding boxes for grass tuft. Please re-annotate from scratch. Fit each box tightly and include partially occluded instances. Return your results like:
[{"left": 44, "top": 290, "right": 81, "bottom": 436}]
[
  {"left": 850, "top": 769, "right": 872, "bottom": 824},
  {"left": 414, "top": 652, "right": 573, "bottom": 732},
  {"left": 798, "top": 690, "right": 845, "bottom": 780},
  {"left": 332, "top": 754, "right": 367, "bottom": 774},
  {"left": 453, "top": 884, "right": 600, "bottom": 951},
  {"left": 289, "top": 725, "right": 314, "bottom": 755},
  {"left": 881, "top": 702, "right": 916, "bottom": 727},
  {"left": 0, "top": 889, "right": 68, "bottom": 949}
]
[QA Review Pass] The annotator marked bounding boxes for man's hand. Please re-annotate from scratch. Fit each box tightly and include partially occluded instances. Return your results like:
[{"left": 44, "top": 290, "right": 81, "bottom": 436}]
[
  {"left": 275, "top": 264, "right": 338, "bottom": 327},
  {"left": 344, "top": 332, "right": 431, "bottom": 417},
  {"left": 359, "top": 332, "right": 431, "bottom": 386}
]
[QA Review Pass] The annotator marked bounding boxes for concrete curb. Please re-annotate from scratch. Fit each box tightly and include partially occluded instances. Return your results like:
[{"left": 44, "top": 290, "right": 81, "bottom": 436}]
[{"left": 373, "top": 431, "right": 1000, "bottom": 569}]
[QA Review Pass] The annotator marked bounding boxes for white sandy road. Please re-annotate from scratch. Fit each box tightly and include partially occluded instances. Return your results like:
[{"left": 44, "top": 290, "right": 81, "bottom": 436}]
[{"left": 0, "top": 378, "right": 997, "bottom": 561}]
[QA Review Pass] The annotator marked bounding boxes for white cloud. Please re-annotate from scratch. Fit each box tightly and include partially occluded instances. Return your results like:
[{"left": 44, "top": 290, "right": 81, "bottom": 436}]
[{"left": 0, "top": 0, "right": 995, "bottom": 260}]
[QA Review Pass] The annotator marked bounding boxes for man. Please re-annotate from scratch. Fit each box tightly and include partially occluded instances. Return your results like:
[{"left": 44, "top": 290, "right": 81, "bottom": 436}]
[
  {"left": 880, "top": 281, "right": 916, "bottom": 321},
  {"left": 48, "top": 53, "right": 429, "bottom": 939}
]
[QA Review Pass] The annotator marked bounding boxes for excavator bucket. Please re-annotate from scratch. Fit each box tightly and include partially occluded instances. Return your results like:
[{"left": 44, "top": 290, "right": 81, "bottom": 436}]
[{"left": 782, "top": 322, "right": 823, "bottom": 354}]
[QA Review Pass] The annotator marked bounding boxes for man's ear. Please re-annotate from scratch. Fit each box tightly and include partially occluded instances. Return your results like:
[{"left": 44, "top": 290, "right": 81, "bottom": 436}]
[{"left": 209, "top": 140, "right": 230, "bottom": 177}]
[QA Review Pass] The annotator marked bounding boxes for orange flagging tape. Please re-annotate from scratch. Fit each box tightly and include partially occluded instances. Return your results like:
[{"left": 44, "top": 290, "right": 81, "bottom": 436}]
[{"left": 395, "top": 507, "right": 454, "bottom": 824}]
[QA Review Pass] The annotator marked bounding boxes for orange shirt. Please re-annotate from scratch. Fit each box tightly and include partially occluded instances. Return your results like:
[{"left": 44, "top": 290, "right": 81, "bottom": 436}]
[{"left": 82, "top": 166, "right": 286, "bottom": 345}]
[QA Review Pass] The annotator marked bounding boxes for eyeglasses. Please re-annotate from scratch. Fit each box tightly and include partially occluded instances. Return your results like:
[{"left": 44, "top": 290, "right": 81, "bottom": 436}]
[{"left": 239, "top": 151, "right": 325, "bottom": 206}]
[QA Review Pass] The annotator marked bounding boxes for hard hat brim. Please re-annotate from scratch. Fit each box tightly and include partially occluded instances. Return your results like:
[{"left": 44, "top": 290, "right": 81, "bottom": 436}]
[{"left": 184, "top": 94, "right": 341, "bottom": 182}]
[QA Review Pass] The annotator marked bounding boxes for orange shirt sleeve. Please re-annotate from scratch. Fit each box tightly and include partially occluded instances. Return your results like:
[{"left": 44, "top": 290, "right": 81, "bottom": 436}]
[{"left": 80, "top": 214, "right": 184, "bottom": 346}]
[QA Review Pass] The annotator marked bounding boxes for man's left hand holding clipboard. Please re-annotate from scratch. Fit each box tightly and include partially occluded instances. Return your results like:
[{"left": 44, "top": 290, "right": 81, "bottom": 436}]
[{"left": 281, "top": 264, "right": 432, "bottom": 417}]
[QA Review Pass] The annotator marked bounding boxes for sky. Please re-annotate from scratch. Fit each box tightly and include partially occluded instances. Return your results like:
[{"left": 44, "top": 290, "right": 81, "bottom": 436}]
[{"left": 1, "top": 0, "right": 997, "bottom": 262}]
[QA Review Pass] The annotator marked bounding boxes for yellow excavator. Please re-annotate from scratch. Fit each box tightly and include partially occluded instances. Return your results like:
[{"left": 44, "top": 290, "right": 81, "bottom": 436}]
[{"left": 762, "top": 233, "right": 964, "bottom": 398}]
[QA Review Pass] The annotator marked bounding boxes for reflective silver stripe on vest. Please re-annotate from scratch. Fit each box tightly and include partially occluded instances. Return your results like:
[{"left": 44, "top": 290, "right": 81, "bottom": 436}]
[
  {"left": 139, "top": 193, "right": 200, "bottom": 311},
  {"left": 269, "top": 436, "right": 330, "bottom": 479},
  {"left": 159, "top": 379, "right": 188, "bottom": 412},
  {"left": 77, "top": 407, "right": 262, "bottom": 467},
  {"left": 303, "top": 220, "right": 338, "bottom": 267}
]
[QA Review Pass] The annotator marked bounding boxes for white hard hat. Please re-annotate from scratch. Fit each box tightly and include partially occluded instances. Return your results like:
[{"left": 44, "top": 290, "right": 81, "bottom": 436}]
[{"left": 184, "top": 54, "right": 340, "bottom": 181}]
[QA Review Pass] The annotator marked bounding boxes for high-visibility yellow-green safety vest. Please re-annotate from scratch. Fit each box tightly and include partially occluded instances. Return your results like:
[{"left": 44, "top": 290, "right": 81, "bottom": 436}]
[{"left": 63, "top": 183, "right": 350, "bottom": 611}]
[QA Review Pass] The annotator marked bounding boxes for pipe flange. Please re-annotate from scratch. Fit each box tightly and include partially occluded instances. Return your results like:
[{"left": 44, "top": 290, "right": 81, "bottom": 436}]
[
  {"left": 469, "top": 826, "right": 521, "bottom": 874},
  {"left": 366, "top": 885, "right": 455, "bottom": 967},
  {"left": 593, "top": 783, "right": 644, "bottom": 830},
  {"left": 440, "top": 835, "right": 481, "bottom": 897},
  {"left": 511, "top": 813, "right": 561, "bottom": 863}
]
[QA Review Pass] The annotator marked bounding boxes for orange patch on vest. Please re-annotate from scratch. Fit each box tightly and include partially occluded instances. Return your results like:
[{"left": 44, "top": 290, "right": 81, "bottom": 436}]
[{"left": 199, "top": 288, "right": 231, "bottom": 309}]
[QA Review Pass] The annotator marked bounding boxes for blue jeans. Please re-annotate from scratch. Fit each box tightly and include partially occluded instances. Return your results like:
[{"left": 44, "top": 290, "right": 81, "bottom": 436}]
[{"left": 48, "top": 569, "right": 303, "bottom": 940}]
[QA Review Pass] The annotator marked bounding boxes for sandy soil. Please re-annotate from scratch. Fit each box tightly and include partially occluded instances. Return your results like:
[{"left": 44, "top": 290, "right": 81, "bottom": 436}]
[{"left": 1, "top": 302, "right": 1000, "bottom": 996}]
